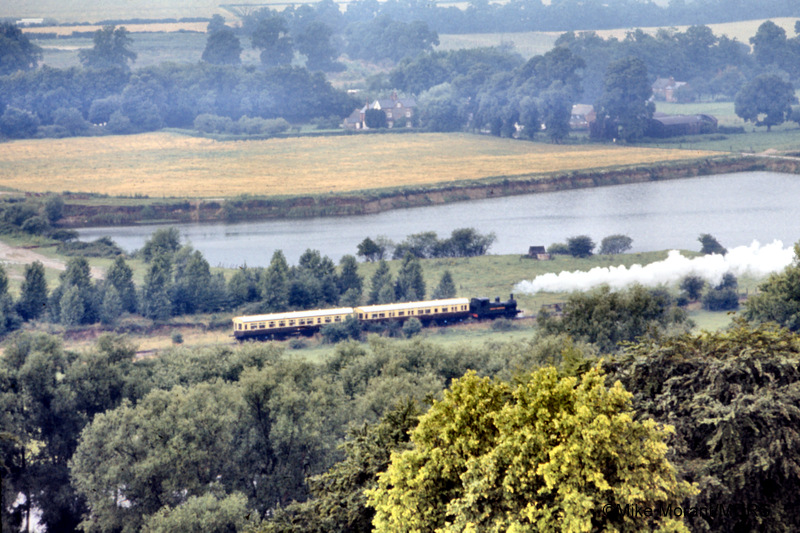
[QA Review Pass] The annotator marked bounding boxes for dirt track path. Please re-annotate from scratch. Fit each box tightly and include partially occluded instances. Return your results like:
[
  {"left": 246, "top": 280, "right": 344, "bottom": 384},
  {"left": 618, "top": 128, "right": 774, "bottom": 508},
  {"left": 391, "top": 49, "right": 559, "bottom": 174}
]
[{"left": 0, "top": 240, "right": 104, "bottom": 280}]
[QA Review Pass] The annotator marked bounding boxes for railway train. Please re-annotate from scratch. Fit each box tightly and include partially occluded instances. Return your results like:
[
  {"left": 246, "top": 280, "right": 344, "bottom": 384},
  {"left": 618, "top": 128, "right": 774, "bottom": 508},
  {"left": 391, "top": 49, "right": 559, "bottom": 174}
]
[{"left": 232, "top": 295, "right": 520, "bottom": 341}]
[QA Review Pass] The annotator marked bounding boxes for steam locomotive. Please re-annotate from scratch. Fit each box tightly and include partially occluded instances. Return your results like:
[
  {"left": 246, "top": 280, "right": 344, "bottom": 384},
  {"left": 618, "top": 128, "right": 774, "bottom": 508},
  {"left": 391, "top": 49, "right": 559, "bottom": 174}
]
[{"left": 232, "top": 295, "right": 520, "bottom": 341}]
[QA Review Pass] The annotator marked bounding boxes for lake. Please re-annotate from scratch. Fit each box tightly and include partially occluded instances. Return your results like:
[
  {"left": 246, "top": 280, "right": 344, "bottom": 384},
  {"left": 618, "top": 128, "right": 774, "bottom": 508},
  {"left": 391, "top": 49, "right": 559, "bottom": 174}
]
[{"left": 77, "top": 171, "right": 800, "bottom": 267}]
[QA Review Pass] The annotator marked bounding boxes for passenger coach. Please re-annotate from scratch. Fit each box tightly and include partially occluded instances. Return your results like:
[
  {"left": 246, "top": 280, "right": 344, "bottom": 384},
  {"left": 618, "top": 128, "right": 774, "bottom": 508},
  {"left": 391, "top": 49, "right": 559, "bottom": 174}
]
[
  {"left": 355, "top": 298, "right": 470, "bottom": 324},
  {"left": 233, "top": 307, "right": 355, "bottom": 340},
  {"left": 232, "top": 295, "right": 519, "bottom": 341}
]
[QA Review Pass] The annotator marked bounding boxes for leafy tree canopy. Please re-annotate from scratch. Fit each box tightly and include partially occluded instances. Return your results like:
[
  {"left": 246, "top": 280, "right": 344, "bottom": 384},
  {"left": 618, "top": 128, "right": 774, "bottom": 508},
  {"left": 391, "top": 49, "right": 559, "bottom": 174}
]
[
  {"left": 0, "top": 22, "right": 42, "bottom": 75},
  {"left": 595, "top": 56, "right": 655, "bottom": 141},
  {"left": 698, "top": 233, "right": 727, "bottom": 255},
  {"left": 202, "top": 27, "right": 242, "bottom": 65},
  {"left": 368, "top": 365, "right": 695, "bottom": 532},
  {"left": 745, "top": 242, "right": 800, "bottom": 330},
  {"left": 610, "top": 322, "right": 800, "bottom": 533},
  {"left": 539, "top": 284, "right": 689, "bottom": 353},
  {"left": 734, "top": 73, "right": 798, "bottom": 131},
  {"left": 78, "top": 25, "right": 137, "bottom": 71},
  {"left": 599, "top": 234, "right": 633, "bottom": 255}
]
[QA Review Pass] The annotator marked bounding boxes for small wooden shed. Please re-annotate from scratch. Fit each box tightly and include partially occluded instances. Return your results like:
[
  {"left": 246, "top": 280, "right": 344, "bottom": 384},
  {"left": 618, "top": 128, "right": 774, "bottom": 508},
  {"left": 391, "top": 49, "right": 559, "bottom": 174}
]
[{"left": 527, "top": 246, "right": 551, "bottom": 260}]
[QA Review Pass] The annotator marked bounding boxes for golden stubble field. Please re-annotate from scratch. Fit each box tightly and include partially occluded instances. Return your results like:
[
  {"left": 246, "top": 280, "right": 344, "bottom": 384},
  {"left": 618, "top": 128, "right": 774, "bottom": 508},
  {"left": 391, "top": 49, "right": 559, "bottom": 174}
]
[{"left": 0, "top": 132, "right": 720, "bottom": 198}]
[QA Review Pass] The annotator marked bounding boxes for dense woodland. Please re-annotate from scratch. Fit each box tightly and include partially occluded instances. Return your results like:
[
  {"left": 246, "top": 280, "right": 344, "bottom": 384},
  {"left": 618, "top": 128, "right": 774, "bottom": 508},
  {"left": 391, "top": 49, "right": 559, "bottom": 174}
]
[{"left": 4, "top": 245, "right": 800, "bottom": 531}]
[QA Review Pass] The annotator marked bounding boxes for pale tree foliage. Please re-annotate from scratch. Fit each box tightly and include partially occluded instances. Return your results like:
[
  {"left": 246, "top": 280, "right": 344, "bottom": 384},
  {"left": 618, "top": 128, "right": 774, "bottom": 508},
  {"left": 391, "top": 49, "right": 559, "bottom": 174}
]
[{"left": 368, "top": 365, "right": 696, "bottom": 532}]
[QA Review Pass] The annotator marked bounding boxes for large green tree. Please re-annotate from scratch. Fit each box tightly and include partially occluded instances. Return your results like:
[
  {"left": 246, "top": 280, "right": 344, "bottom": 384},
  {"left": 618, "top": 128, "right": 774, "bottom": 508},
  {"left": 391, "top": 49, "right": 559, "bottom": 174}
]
[
  {"left": 734, "top": 73, "right": 798, "bottom": 131},
  {"left": 394, "top": 254, "right": 425, "bottom": 302},
  {"left": 610, "top": 323, "right": 800, "bottom": 532},
  {"left": 595, "top": 56, "right": 655, "bottom": 141},
  {"left": 17, "top": 261, "right": 47, "bottom": 321},
  {"left": 105, "top": 256, "right": 137, "bottom": 313},
  {"left": 0, "top": 22, "right": 42, "bottom": 75},
  {"left": 70, "top": 382, "right": 248, "bottom": 533},
  {"left": 368, "top": 366, "right": 695, "bottom": 532},
  {"left": 140, "top": 255, "right": 172, "bottom": 320},
  {"left": 201, "top": 27, "right": 242, "bottom": 65},
  {"left": 78, "top": 25, "right": 137, "bottom": 71},
  {"left": 251, "top": 16, "right": 294, "bottom": 68},
  {"left": 260, "top": 400, "right": 421, "bottom": 533},
  {"left": 261, "top": 250, "right": 290, "bottom": 311}
]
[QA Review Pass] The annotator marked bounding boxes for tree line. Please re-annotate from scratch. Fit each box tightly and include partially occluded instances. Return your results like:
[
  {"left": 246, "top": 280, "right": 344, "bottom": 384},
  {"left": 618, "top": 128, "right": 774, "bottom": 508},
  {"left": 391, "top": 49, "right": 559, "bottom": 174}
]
[
  {"left": 3, "top": 227, "right": 474, "bottom": 334},
  {"left": 0, "top": 22, "right": 359, "bottom": 139},
  {"left": 4, "top": 18, "right": 800, "bottom": 142},
  {"left": 383, "top": 21, "right": 800, "bottom": 141}
]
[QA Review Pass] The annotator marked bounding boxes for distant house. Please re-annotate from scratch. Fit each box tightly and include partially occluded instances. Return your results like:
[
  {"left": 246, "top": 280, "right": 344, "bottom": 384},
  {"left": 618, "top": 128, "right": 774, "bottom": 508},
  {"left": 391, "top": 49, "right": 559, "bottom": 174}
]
[
  {"left": 647, "top": 112, "right": 718, "bottom": 137},
  {"left": 343, "top": 106, "right": 367, "bottom": 130},
  {"left": 527, "top": 246, "right": 551, "bottom": 260},
  {"left": 16, "top": 18, "right": 44, "bottom": 26},
  {"left": 652, "top": 77, "right": 688, "bottom": 103},
  {"left": 343, "top": 91, "right": 416, "bottom": 129},
  {"left": 570, "top": 104, "right": 595, "bottom": 130}
]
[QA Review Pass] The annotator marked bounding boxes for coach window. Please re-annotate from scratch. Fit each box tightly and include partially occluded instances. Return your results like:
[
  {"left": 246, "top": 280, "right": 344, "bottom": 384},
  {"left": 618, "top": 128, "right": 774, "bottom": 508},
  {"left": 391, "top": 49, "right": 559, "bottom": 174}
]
[
  {"left": 398, "top": 311, "right": 404, "bottom": 316},
  {"left": 425, "top": 309, "right": 431, "bottom": 314},
  {"left": 269, "top": 322, "right": 275, "bottom": 327},
  {"left": 359, "top": 313, "right": 364, "bottom": 319},
  {"left": 335, "top": 316, "right": 341, "bottom": 322},
  {"left": 279, "top": 321, "right": 285, "bottom": 327}
]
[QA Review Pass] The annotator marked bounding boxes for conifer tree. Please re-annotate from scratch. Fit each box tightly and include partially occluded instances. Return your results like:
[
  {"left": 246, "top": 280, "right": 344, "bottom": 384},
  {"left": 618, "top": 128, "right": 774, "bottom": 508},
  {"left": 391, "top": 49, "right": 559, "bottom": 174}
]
[
  {"left": 394, "top": 254, "right": 425, "bottom": 302},
  {"left": 432, "top": 270, "right": 456, "bottom": 299},
  {"left": 17, "top": 261, "right": 48, "bottom": 321},
  {"left": 368, "top": 260, "right": 392, "bottom": 305}
]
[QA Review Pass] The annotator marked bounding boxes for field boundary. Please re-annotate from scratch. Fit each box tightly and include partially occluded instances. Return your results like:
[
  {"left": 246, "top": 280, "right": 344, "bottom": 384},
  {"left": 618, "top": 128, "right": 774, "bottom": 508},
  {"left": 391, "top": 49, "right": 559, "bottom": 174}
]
[{"left": 59, "top": 154, "right": 800, "bottom": 228}]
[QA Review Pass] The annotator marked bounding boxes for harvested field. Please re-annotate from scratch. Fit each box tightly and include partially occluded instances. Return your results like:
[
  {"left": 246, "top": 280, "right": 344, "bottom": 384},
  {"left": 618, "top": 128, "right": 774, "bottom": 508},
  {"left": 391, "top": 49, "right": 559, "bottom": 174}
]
[
  {"left": 0, "top": 132, "right": 720, "bottom": 198},
  {"left": 22, "top": 22, "right": 208, "bottom": 36}
]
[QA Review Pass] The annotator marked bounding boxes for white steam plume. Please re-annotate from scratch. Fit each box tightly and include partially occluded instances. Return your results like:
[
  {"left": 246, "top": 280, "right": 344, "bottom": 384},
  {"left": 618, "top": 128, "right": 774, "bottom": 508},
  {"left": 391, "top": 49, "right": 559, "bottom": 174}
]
[{"left": 515, "top": 240, "right": 795, "bottom": 294}]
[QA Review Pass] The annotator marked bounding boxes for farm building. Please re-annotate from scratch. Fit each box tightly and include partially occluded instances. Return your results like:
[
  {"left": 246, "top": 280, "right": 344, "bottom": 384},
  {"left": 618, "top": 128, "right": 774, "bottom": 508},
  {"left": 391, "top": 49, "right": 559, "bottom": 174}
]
[
  {"left": 527, "top": 246, "right": 551, "bottom": 260},
  {"left": 652, "top": 77, "right": 688, "bottom": 103},
  {"left": 647, "top": 112, "right": 718, "bottom": 137},
  {"left": 343, "top": 92, "right": 416, "bottom": 129},
  {"left": 570, "top": 104, "right": 595, "bottom": 130}
]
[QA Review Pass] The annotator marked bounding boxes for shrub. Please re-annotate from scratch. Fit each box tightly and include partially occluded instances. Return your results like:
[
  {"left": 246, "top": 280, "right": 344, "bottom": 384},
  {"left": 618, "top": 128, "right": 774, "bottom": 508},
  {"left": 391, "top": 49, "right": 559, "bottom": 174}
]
[
  {"left": 490, "top": 317, "right": 517, "bottom": 331},
  {"left": 567, "top": 235, "right": 595, "bottom": 258},
  {"left": 547, "top": 242, "right": 569, "bottom": 255},
  {"left": 599, "top": 234, "right": 632, "bottom": 255},
  {"left": 680, "top": 275, "right": 705, "bottom": 301},
  {"left": 698, "top": 233, "right": 727, "bottom": 255},
  {"left": 402, "top": 317, "right": 423, "bottom": 338},
  {"left": 171, "top": 331, "right": 184, "bottom": 344},
  {"left": 194, "top": 113, "right": 234, "bottom": 134},
  {"left": 288, "top": 338, "right": 308, "bottom": 350}
]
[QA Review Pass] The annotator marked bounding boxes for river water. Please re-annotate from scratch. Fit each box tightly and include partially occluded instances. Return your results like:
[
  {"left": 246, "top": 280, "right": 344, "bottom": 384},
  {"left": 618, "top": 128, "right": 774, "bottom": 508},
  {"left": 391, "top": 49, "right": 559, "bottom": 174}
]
[{"left": 77, "top": 171, "right": 800, "bottom": 267}]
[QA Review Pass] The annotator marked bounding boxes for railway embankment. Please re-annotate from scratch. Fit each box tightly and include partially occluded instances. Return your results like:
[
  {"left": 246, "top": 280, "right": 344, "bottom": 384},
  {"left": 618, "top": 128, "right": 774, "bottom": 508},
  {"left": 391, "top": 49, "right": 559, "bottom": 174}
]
[{"left": 59, "top": 154, "right": 800, "bottom": 228}]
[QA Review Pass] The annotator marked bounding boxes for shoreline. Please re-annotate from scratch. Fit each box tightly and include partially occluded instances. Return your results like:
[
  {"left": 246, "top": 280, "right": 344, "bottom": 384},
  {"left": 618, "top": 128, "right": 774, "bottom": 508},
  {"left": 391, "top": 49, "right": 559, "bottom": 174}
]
[{"left": 59, "top": 154, "right": 800, "bottom": 229}]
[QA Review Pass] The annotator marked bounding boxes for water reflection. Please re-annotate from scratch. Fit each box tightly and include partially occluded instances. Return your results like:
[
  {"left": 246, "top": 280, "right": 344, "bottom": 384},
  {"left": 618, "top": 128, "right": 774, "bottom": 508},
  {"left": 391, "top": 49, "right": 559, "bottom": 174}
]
[{"left": 77, "top": 171, "right": 800, "bottom": 267}]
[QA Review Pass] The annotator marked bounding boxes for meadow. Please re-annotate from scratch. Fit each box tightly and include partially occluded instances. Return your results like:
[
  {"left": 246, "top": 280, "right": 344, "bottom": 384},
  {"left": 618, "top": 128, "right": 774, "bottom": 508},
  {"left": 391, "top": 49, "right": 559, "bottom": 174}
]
[{"left": 0, "top": 132, "right": 719, "bottom": 198}]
